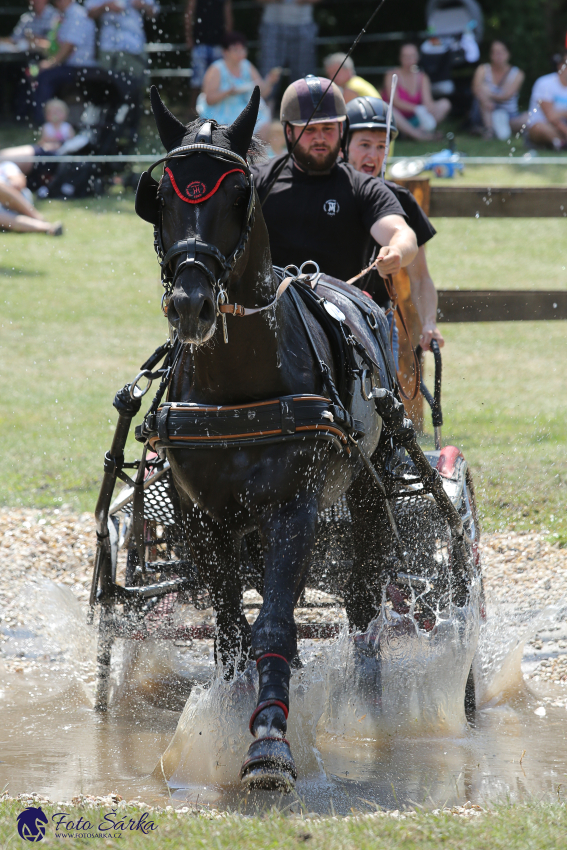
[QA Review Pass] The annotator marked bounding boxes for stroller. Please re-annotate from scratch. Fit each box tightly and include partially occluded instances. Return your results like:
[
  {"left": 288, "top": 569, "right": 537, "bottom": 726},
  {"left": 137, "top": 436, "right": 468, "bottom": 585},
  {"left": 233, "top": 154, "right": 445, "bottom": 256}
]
[
  {"left": 28, "top": 69, "right": 139, "bottom": 199},
  {"left": 420, "top": 0, "right": 483, "bottom": 112}
]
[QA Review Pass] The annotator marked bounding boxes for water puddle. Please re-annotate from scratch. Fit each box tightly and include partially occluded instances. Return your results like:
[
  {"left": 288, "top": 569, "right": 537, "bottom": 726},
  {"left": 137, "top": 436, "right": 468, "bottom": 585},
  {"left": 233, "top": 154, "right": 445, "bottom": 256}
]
[{"left": 1, "top": 579, "right": 567, "bottom": 812}]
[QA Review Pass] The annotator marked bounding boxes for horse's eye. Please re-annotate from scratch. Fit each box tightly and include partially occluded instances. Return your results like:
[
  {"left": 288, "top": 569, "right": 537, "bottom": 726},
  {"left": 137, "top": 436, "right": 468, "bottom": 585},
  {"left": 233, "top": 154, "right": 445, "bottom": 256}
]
[{"left": 234, "top": 194, "right": 246, "bottom": 208}]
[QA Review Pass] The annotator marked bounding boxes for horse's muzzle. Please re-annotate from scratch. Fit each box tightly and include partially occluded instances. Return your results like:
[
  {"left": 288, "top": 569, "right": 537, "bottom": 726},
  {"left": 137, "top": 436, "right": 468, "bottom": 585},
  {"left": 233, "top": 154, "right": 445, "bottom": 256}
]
[{"left": 167, "top": 284, "right": 216, "bottom": 345}]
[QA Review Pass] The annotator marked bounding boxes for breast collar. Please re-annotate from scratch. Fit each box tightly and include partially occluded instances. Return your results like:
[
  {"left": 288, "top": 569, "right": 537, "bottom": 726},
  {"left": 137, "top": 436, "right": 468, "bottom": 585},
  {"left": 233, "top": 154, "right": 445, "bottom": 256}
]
[{"left": 149, "top": 142, "right": 256, "bottom": 318}]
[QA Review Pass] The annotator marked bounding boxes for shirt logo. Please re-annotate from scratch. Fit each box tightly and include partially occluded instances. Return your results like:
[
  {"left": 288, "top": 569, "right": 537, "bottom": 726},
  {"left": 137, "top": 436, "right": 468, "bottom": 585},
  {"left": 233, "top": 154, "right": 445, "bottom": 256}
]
[
  {"left": 186, "top": 181, "right": 207, "bottom": 200},
  {"left": 323, "top": 199, "right": 340, "bottom": 216}
]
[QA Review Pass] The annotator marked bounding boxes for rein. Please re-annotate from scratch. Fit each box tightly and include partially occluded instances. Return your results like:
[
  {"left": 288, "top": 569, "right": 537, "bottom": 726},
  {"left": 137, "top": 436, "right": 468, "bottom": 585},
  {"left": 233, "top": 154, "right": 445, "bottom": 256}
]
[{"left": 347, "top": 261, "right": 421, "bottom": 401}]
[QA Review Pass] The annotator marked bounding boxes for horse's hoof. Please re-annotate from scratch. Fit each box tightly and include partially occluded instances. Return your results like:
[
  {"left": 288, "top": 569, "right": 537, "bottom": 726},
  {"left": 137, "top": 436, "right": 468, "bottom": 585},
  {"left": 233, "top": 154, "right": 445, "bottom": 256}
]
[{"left": 240, "top": 736, "right": 297, "bottom": 792}]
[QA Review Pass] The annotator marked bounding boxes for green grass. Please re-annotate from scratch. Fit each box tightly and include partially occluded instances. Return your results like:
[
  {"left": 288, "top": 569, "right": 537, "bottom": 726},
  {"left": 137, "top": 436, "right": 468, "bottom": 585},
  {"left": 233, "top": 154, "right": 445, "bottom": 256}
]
[
  {"left": 1, "top": 800, "right": 567, "bottom": 849},
  {"left": 0, "top": 184, "right": 566, "bottom": 542}
]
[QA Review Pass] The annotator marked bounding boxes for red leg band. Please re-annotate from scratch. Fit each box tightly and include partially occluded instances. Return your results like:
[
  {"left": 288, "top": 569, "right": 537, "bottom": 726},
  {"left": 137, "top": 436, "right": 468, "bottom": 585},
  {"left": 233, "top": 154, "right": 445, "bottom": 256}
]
[
  {"left": 249, "top": 699, "right": 289, "bottom": 734},
  {"left": 256, "top": 653, "right": 289, "bottom": 667}
]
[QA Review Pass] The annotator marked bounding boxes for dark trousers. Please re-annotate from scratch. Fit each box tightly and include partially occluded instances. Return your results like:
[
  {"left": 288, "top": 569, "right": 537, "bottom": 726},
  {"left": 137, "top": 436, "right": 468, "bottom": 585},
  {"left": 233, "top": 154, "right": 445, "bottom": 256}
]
[{"left": 33, "top": 65, "right": 89, "bottom": 124}]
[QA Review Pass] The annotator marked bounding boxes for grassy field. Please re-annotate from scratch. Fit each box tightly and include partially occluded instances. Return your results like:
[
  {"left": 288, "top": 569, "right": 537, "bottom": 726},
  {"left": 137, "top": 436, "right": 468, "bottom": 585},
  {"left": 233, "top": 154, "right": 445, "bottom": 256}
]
[
  {"left": 1, "top": 800, "right": 567, "bottom": 850},
  {"left": 0, "top": 188, "right": 566, "bottom": 543}
]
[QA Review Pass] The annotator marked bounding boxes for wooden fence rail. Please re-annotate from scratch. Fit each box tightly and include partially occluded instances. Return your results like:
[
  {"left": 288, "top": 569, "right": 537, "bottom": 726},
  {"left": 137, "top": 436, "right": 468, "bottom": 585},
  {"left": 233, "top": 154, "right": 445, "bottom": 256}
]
[{"left": 392, "top": 178, "right": 566, "bottom": 427}]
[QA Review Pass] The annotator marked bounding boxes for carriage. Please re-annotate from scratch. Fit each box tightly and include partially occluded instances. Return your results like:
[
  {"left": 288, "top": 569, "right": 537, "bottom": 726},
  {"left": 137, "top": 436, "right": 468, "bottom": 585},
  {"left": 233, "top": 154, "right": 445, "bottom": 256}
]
[
  {"left": 89, "top": 85, "right": 483, "bottom": 791},
  {"left": 89, "top": 339, "right": 482, "bottom": 713}
]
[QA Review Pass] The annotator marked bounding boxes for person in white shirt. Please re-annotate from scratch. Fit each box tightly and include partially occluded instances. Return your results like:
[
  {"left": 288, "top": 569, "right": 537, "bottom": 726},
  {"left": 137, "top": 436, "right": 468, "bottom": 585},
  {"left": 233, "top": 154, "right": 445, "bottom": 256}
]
[
  {"left": 0, "top": 161, "right": 62, "bottom": 235},
  {"left": 33, "top": 0, "right": 97, "bottom": 124},
  {"left": 86, "top": 0, "right": 159, "bottom": 84},
  {"left": 1, "top": 0, "right": 59, "bottom": 51},
  {"left": 528, "top": 51, "right": 567, "bottom": 150}
]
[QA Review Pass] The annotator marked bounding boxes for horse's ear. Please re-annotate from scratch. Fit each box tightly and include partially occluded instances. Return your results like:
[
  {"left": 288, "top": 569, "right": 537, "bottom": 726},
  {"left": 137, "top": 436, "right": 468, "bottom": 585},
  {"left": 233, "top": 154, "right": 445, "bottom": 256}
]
[
  {"left": 135, "top": 171, "right": 159, "bottom": 225},
  {"left": 150, "top": 85, "right": 187, "bottom": 151},
  {"left": 226, "top": 86, "right": 260, "bottom": 159}
]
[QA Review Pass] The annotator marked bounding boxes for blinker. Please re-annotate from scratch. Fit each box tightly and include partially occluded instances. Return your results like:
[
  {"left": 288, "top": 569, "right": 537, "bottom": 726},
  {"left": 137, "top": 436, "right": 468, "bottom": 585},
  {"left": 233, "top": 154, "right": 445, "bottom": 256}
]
[{"left": 135, "top": 171, "right": 159, "bottom": 225}]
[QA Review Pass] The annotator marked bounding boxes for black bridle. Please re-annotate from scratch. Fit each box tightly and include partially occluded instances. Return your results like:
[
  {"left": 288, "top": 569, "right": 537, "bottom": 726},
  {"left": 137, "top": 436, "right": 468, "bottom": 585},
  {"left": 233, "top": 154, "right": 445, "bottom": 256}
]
[{"left": 146, "top": 142, "right": 256, "bottom": 333}]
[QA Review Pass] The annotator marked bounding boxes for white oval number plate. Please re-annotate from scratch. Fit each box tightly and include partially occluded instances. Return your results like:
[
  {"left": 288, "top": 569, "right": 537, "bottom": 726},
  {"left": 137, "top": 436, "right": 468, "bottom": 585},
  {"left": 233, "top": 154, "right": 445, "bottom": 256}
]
[{"left": 323, "top": 301, "right": 346, "bottom": 323}]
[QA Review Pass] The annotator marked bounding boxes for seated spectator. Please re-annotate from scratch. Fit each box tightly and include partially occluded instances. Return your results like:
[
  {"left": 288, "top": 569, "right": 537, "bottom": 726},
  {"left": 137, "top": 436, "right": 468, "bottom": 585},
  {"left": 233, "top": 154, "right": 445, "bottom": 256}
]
[
  {"left": 0, "top": 0, "right": 60, "bottom": 52},
  {"left": 323, "top": 53, "right": 380, "bottom": 103},
  {"left": 471, "top": 41, "right": 527, "bottom": 140},
  {"left": 85, "top": 0, "right": 159, "bottom": 85},
  {"left": 527, "top": 50, "right": 567, "bottom": 150},
  {"left": 197, "top": 31, "right": 279, "bottom": 136},
  {"left": 383, "top": 43, "right": 451, "bottom": 141},
  {"left": 39, "top": 98, "right": 75, "bottom": 149},
  {"left": 0, "top": 99, "right": 74, "bottom": 176},
  {"left": 0, "top": 161, "right": 62, "bottom": 235},
  {"left": 185, "top": 0, "right": 233, "bottom": 117},
  {"left": 33, "top": 0, "right": 97, "bottom": 125},
  {"left": 257, "top": 0, "right": 319, "bottom": 85}
]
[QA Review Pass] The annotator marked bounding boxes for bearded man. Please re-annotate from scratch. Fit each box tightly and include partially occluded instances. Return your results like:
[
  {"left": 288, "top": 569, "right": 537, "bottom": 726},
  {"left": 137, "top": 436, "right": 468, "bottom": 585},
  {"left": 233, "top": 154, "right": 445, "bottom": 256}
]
[{"left": 252, "top": 76, "right": 417, "bottom": 288}]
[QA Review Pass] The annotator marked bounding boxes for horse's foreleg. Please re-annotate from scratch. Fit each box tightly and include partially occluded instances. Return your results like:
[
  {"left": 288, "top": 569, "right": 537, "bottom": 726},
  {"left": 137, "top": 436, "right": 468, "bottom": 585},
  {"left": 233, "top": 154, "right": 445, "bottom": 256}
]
[
  {"left": 240, "top": 493, "right": 319, "bottom": 791},
  {"left": 185, "top": 509, "right": 251, "bottom": 676}
]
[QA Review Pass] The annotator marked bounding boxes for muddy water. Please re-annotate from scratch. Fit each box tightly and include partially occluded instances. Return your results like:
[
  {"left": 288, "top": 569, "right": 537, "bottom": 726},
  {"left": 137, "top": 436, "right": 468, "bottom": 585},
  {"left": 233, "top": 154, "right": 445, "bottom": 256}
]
[{"left": 1, "top": 579, "right": 567, "bottom": 813}]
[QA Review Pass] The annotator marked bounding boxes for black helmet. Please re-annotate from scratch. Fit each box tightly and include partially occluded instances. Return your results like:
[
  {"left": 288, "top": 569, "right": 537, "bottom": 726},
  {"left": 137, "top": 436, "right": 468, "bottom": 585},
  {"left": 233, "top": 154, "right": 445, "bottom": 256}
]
[{"left": 346, "top": 96, "right": 399, "bottom": 140}]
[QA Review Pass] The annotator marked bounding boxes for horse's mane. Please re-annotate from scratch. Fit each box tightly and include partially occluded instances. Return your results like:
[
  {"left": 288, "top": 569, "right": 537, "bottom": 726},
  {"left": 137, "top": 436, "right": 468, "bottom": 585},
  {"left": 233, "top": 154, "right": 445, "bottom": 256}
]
[{"left": 180, "top": 118, "right": 267, "bottom": 163}]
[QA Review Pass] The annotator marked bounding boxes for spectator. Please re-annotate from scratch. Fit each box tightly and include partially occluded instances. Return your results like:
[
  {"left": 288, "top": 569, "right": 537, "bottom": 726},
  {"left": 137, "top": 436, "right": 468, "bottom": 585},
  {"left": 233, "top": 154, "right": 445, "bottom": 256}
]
[
  {"left": 39, "top": 98, "right": 75, "bottom": 148},
  {"left": 0, "top": 0, "right": 60, "bottom": 51},
  {"left": 383, "top": 43, "right": 451, "bottom": 141},
  {"left": 0, "top": 161, "right": 62, "bottom": 235},
  {"left": 527, "top": 50, "right": 567, "bottom": 150},
  {"left": 0, "top": 99, "right": 75, "bottom": 178},
  {"left": 323, "top": 53, "right": 380, "bottom": 103},
  {"left": 185, "top": 0, "right": 233, "bottom": 117},
  {"left": 85, "top": 0, "right": 159, "bottom": 85},
  {"left": 471, "top": 41, "right": 527, "bottom": 140},
  {"left": 32, "top": 0, "right": 97, "bottom": 126},
  {"left": 197, "top": 31, "right": 279, "bottom": 136},
  {"left": 257, "top": 0, "right": 320, "bottom": 85}
]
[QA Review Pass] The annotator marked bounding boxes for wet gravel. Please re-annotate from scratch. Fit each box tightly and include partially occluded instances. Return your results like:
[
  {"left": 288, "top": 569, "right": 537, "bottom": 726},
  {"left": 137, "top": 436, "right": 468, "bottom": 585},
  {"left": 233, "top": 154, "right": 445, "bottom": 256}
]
[{"left": 1, "top": 508, "right": 567, "bottom": 686}]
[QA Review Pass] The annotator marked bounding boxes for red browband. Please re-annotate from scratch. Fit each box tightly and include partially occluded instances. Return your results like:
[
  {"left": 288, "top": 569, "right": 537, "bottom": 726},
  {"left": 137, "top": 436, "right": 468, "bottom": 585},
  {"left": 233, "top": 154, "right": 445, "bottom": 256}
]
[{"left": 165, "top": 166, "right": 245, "bottom": 204}]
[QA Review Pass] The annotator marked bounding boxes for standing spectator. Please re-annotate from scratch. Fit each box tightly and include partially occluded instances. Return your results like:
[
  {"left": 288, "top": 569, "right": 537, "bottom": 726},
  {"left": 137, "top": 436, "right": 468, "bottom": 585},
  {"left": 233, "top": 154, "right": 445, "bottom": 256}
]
[
  {"left": 323, "top": 53, "right": 380, "bottom": 103},
  {"left": 0, "top": 0, "right": 60, "bottom": 51},
  {"left": 383, "top": 43, "right": 451, "bottom": 141},
  {"left": 257, "top": 0, "right": 320, "bottom": 85},
  {"left": 471, "top": 41, "right": 527, "bottom": 140},
  {"left": 197, "top": 31, "right": 279, "bottom": 136},
  {"left": 185, "top": 0, "right": 233, "bottom": 116},
  {"left": 33, "top": 0, "right": 97, "bottom": 125},
  {"left": 0, "top": 1, "right": 61, "bottom": 122},
  {"left": 527, "top": 50, "right": 567, "bottom": 150},
  {"left": 85, "top": 0, "right": 159, "bottom": 85}
]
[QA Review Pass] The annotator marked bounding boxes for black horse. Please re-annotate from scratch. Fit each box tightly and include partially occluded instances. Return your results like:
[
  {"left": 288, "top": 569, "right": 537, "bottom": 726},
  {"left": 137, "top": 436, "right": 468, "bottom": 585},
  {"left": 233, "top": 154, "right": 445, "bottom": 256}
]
[{"left": 135, "top": 86, "right": 417, "bottom": 791}]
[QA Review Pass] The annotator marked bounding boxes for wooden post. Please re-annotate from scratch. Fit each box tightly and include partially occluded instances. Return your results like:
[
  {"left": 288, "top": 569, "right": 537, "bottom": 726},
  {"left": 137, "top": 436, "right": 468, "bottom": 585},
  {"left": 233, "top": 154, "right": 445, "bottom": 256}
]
[{"left": 390, "top": 177, "right": 431, "bottom": 432}]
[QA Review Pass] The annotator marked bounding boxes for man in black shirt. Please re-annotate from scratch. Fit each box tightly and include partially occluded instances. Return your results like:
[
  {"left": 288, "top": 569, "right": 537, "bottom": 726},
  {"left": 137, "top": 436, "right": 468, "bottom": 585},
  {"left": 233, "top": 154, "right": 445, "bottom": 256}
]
[
  {"left": 253, "top": 76, "right": 417, "bottom": 289},
  {"left": 345, "top": 95, "right": 445, "bottom": 352}
]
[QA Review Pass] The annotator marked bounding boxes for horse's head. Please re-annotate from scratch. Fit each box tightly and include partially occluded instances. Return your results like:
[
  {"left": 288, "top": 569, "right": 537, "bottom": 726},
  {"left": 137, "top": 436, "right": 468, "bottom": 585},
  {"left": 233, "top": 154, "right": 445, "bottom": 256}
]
[{"left": 135, "top": 86, "right": 261, "bottom": 345}]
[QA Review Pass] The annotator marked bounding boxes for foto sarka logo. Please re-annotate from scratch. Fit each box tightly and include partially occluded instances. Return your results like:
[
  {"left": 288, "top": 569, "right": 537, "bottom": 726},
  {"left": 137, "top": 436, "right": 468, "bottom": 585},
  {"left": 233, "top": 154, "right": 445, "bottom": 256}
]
[
  {"left": 17, "top": 807, "right": 48, "bottom": 842},
  {"left": 16, "top": 807, "right": 158, "bottom": 841}
]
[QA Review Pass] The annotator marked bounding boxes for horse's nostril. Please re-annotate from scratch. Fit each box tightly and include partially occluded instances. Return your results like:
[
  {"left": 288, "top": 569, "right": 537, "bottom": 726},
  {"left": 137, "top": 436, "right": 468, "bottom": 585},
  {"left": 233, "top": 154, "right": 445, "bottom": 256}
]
[{"left": 199, "top": 299, "right": 214, "bottom": 324}]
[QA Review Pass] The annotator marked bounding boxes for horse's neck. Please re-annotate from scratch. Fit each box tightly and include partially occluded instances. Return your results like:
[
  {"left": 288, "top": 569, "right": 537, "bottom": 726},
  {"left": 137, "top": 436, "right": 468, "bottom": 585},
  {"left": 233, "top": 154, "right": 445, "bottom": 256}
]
[{"left": 187, "top": 232, "right": 297, "bottom": 403}]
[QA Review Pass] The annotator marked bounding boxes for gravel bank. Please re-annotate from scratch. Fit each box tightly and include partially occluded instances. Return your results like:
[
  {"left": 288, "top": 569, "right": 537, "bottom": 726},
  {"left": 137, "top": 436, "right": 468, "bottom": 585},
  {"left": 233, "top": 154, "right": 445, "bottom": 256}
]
[{"left": 1, "top": 508, "right": 566, "bottom": 685}]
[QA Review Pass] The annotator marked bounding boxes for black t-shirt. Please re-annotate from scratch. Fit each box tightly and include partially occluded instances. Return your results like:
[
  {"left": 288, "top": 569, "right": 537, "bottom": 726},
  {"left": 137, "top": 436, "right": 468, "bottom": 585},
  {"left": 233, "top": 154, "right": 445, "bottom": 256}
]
[
  {"left": 194, "top": 0, "right": 225, "bottom": 46},
  {"left": 356, "top": 179, "right": 437, "bottom": 307},
  {"left": 253, "top": 156, "right": 406, "bottom": 284}
]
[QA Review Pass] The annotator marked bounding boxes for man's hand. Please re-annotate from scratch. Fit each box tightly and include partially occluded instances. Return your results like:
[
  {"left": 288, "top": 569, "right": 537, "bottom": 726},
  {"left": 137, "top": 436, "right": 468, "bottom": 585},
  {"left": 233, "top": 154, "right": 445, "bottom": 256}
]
[
  {"left": 375, "top": 245, "right": 403, "bottom": 277},
  {"left": 419, "top": 323, "right": 445, "bottom": 351}
]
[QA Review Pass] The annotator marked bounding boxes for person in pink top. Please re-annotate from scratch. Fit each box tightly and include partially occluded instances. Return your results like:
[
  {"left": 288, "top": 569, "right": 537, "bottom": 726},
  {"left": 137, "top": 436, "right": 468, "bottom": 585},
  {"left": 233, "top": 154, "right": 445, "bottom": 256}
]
[{"left": 383, "top": 43, "right": 451, "bottom": 141}]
